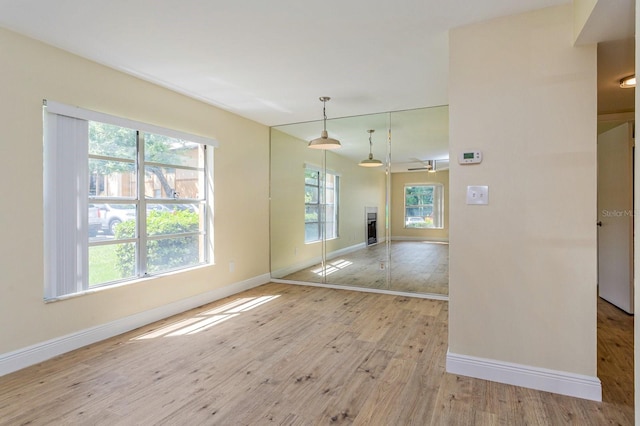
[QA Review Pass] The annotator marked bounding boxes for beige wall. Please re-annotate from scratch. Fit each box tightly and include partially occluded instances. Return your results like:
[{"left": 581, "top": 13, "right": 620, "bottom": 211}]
[
  {"left": 449, "top": 4, "right": 597, "bottom": 376},
  {"left": 391, "top": 170, "right": 449, "bottom": 240},
  {"left": 270, "top": 129, "right": 386, "bottom": 275},
  {"left": 270, "top": 129, "right": 324, "bottom": 274},
  {"left": 573, "top": 0, "right": 598, "bottom": 42},
  {"left": 0, "top": 28, "right": 270, "bottom": 354}
]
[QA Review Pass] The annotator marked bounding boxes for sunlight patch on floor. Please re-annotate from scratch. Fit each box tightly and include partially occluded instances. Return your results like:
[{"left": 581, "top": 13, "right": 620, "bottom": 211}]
[
  {"left": 132, "top": 295, "right": 280, "bottom": 340},
  {"left": 312, "top": 259, "right": 354, "bottom": 276}
]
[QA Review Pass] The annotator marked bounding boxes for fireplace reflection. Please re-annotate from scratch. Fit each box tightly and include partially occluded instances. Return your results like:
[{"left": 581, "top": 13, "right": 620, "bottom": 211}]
[{"left": 367, "top": 212, "right": 377, "bottom": 245}]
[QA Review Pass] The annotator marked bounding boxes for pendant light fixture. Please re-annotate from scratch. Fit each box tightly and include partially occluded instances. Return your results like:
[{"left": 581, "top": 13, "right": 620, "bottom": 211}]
[
  {"left": 359, "top": 129, "right": 383, "bottom": 167},
  {"left": 308, "top": 96, "right": 341, "bottom": 149},
  {"left": 620, "top": 75, "right": 636, "bottom": 88}
]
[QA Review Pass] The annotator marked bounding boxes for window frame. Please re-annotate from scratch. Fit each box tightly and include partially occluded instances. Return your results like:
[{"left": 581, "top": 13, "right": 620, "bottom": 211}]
[
  {"left": 43, "top": 100, "right": 217, "bottom": 300},
  {"left": 404, "top": 183, "right": 444, "bottom": 229},
  {"left": 304, "top": 167, "right": 339, "bottom": 244}
]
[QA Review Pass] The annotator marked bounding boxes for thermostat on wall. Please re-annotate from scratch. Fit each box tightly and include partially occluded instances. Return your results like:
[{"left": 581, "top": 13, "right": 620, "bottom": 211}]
[{"left": 458, "top": 151, "right": 482, "bottom": 164}]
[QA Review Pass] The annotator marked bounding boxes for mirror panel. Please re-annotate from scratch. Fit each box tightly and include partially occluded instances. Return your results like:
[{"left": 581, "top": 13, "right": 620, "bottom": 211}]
[
  {"left": 389, "top": 107, "right": 449, "bottom": 295},
  {"left": 324, "top": 113, "right": 389, "bottom": 288},
  {"left": 270, "top": 106, "right": 449, "bottom": 297},
  {"left": 270, "top": 128, "right": 324, "bottom": 282}
]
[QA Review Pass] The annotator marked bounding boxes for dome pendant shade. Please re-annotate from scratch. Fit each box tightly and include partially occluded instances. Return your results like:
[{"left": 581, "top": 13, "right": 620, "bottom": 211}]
[
  {"left": 359, "top": 129, "right": 383, "bottom": 167},
  {"left": 308, "top": 97, "right": 341, "bottom": 150},
  {"left": 308, "top": 129, "right": 342, "bottom": 150},
  {"left": 360, "top": 153, "right": 383, "bottom": 167}
]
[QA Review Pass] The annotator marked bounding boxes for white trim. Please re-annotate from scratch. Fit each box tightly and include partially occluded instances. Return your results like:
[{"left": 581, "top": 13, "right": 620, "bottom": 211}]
[
  {"left": 404, "top": 183, "right": 445, "bottom": 228},
  {"left": 304, "top": 162, "right": 322, "bottom": 172},
  {"left": 271, "top": 257, "right": 323, "bottom": 279},
  {"left": 391, "top": 236, "right": 449, "bottom": 243},
  {"left": 304, "top": 162, "right": 340, "bottom": 176},
  {"left": 326, "top": 242, "right": 369, "bottom": 261},
  {"left": 271, "top": 279, "right": 449, "bottom": 301},
  {"left": 364, "top": 206, "right": 378, "bottom": 214},
  {"left": 271, "top": 242, "right": 368, "bottom": 278},
  {"left": 446, "top": 350, "right": 602, "bottom": 402},
  {"left": 44, "top": 100, "right": 219, "bottom": 147},
  {"left": 0, "top": 273, "right": 270, "bottom": 377}
]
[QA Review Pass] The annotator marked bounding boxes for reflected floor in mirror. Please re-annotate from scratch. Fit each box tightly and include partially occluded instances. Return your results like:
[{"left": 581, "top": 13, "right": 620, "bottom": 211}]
[{"left": 281, "top": 241, "right": 449, "bottom": 296}]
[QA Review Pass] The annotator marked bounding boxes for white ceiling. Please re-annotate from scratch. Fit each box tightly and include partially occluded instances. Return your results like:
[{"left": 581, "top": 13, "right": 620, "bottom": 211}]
[
  {"left": 273, "top": 106, "right": 450, "bottom": 173},
  {"left": 0, "top": 0, "right": 633, "bottom": 173},
  {"left": 0, "top": 0, "right": 570, "bottom": 126},
  {"left": 598, "top": 38, "right": 635, "bottom": 116}
]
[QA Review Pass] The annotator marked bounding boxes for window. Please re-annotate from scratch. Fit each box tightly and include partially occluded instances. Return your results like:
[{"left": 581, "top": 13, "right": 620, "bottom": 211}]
[
  {"left": 304, "top": 168, "right": 339, "bottom": 243},
  {"left": 404, "top": 184, "right": 444, "bottom": 229},
  {"left": 43, "top": 101, "right": 217, "bottom": 300}
]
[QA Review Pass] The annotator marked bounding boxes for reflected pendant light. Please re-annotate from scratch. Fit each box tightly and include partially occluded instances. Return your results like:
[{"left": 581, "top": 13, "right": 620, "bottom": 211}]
[
  {"left": 620, "top": 75, "right": 636, "bottom": 88},
  {"left": 359, "top": 129, "right": 383, "bottom": 167},
  {"left": 308, "top": 96, "right": 341, "bottom": 149}
]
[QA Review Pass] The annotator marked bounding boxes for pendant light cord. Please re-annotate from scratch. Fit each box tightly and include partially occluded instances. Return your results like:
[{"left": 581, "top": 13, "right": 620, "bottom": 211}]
[{"left": 323, "top": 100, "right": 327, "bottom": 131}]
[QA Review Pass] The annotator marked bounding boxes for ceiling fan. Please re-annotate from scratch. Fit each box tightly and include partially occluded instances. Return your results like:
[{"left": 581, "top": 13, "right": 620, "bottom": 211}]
[{"left": 407, "top": 158, "right": 435, "bottom": 171}]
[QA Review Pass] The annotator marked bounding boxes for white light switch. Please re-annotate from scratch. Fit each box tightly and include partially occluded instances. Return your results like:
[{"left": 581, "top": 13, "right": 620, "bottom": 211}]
[{"left": 466, "top": 186, "right": 489, "bottom": 205}]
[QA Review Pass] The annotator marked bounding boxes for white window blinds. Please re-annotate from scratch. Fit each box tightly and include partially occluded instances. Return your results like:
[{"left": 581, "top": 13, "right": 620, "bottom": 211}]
[
  {"left": 43, "top": 113, "right": 89, "bottom": 299},
  {"left": 43, "top": 101, "right": 217, "bottom": 300}
]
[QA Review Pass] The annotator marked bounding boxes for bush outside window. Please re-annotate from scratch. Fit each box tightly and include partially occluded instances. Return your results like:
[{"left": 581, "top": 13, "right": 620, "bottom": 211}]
[
  {"left": 43, "top": 101, "right": 215, "bottom": 300},
  {"left": 88, "top": 123, "right": 208, "bottom": 287}
]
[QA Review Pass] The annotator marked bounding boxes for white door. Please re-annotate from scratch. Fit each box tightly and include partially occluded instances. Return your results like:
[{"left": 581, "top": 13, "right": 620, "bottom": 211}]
[{"left": 597, "top": 122, "right": 634, "bottom": 314}]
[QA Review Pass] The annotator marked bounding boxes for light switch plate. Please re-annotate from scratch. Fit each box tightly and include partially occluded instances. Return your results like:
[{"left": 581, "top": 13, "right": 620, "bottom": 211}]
[{"left": 466, "top": 186, "right": 489, "bottom": 205}]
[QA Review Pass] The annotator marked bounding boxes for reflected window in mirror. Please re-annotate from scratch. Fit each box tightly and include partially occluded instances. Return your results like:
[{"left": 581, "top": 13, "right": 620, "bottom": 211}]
[
  {"left": 404, "top": 184, "right": 444, "bottom": 229},
  {"left": 305, "top": 168, "right": 339, "bottom": 243}
]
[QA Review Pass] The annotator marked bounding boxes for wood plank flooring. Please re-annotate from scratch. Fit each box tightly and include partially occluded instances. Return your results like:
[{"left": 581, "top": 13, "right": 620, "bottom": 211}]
[
  {"left": 282, "top": 241, "right": 449, "bottom": 296},
  {"left": 0, "top": 283, "right": 633, "bottom": 425},
  {"left": 597, "top": 297, "right": 634, "bottom": 411}
]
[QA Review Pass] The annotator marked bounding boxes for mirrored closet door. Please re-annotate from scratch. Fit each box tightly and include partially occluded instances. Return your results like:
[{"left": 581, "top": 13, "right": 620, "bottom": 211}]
[{"left": 270, "top": 106, "right": 449, "bottom": 297}]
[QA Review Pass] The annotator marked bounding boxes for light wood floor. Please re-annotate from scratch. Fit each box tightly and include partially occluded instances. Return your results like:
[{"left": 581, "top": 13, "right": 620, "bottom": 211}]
[
  {"left": 282, "top": 241, "right": 449, "bottom": 296},
  {"left": 597, "top": 297, "right": 634, "bottom": 411},
  {"left": 0, "top": 284, "right": 632, "bottom": 425}
]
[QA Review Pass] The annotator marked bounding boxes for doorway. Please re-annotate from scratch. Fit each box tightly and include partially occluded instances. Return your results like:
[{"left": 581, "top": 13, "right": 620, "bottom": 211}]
[
  {"left": 597, "top": 122, "right": 634, "bottom": 314},
  {"left": 596, "top": 37, "right": 635, "bottom": 411}
]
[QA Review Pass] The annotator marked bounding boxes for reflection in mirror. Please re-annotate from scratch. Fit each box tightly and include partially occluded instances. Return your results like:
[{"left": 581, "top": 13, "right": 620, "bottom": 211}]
[
  {"left": 270, "top": 112, "right": 388, "bottom": 287},
  {"left": 270, "top": 106, "right": 449, "bottom": 297},
  {"left": 324, "top": 113, "right": 389, "bottom": 288},
  {"left": 389, "top": 107, "right": 449, "bottom": 295}
]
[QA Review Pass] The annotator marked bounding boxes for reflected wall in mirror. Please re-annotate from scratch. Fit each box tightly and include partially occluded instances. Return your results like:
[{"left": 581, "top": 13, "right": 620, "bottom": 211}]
[
  {"left": 270, "top": 106, "right": 449, "bottom": 297},
  {"left": 389, "top": 107, "right": 449, "bottom": 295},
  {"left": 270, "top": 112, "right": 389, "bottom": 288}
]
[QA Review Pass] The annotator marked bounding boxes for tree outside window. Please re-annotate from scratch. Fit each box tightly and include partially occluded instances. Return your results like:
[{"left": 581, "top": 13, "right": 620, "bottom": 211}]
[{"left": 88, "top": 122, "right": 208, "bottom": 287}]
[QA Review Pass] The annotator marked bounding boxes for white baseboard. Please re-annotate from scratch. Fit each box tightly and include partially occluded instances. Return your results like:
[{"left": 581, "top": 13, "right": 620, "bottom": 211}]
[
  {"left": 446, "top": 350, "right": 601, "bottom": 401},
  {"left": 271, "top": 278, "right": 449, "bottom": 301},
  {"left": 271, "top": 242, "right": 367, "bottom": 278},
  {"left": 0, "top": 273, "right": 270, "bottom": 377},
  {"left": 326, "top": 242, "right": 367, "bottom": 260},
  {"left": 391, "top": 236, "right": 449, "bottom": 243}
]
